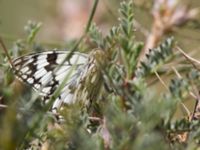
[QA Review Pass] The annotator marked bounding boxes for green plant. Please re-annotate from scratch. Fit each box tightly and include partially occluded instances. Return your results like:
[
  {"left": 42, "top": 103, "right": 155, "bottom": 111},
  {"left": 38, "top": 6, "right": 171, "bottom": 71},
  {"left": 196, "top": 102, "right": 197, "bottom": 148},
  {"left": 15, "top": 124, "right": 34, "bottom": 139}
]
[{"left": 0, "top": 1, "right": 200, "bottom": 150}]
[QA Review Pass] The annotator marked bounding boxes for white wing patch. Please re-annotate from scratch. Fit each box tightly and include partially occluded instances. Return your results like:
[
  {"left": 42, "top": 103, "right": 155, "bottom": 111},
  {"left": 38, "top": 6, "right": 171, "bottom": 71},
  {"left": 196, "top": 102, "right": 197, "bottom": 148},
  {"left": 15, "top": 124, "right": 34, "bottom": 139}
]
[{"left": 12, "top": 50, "right": 88, "bottom": 110}]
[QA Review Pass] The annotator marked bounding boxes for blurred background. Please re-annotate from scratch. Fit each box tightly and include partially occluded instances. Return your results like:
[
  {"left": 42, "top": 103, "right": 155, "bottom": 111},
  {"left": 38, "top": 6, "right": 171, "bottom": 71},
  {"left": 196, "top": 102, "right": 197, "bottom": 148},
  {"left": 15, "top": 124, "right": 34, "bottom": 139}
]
[
  {"left": 0, "top": 0, "right": 199, "bottom": 51},
  {"left": 0, "top": 1, "right": 200, "bottom": 148}
]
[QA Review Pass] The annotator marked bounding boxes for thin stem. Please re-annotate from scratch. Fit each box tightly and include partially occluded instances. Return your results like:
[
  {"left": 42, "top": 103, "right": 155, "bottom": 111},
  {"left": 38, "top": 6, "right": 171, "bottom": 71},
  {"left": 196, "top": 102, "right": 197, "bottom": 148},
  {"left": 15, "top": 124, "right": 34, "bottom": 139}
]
[
  {"left": 85, "top": 0, "right": 99, "bottom": 33},
  {"left": 180, "top": 103, "right": 190, "bottom": 117},
  {"left": 176, "top": 46, "right": 200, "bottom": 70},
  {"left": 172, "top": 66, "right": 182, "bottom": 79},
  {"left": 0, "top": 37, "right": 14, "bottom": 68},
  {"left": 154, "top": 71, "right": 169, "bottom": 91},
  {"left": 191, "top": 99, "right": 199, "bottom": 120},
  {"left": 70, "top": 0, "right": 99, "bottom": 52}
]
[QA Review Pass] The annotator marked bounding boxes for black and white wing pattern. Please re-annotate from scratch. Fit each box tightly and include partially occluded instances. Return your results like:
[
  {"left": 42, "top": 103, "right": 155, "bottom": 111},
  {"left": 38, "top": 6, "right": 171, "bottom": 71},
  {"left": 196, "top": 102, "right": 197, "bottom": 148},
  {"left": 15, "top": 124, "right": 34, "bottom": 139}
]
[{"left": 12, "top": 50, "right": 88, "bottom": 110}]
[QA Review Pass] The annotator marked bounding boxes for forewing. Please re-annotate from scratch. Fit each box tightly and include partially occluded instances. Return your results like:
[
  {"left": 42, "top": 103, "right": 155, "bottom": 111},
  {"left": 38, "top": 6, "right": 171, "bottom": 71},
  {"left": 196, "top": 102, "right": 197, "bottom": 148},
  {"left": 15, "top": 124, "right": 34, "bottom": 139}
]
[{"left": 12, "top": 51, "right": 88, "bottom": 102}]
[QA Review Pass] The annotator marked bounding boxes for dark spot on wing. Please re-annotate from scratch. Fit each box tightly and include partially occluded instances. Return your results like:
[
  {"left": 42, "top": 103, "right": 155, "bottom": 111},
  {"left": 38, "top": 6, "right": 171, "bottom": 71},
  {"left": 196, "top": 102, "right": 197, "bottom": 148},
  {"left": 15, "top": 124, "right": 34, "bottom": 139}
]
[
  {"left": 44, "top": 52, "right": 58, "bottom": 71},
  {"left": 47, "top": 52, "right": 57, "bottom": 65},
  {"left": 44, "top": 65, "right": 54, "bottom": 71},
  {"left": 27, "top": 63, "right": 37, "bottom": 74}
]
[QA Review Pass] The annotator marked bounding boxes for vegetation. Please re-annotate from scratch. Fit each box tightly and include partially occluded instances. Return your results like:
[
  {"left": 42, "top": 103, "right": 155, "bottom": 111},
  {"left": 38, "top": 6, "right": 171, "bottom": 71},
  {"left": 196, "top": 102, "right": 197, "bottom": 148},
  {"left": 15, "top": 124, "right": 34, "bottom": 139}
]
[{"left": 0, "top": 0, "right": 200, "bottom": 149}]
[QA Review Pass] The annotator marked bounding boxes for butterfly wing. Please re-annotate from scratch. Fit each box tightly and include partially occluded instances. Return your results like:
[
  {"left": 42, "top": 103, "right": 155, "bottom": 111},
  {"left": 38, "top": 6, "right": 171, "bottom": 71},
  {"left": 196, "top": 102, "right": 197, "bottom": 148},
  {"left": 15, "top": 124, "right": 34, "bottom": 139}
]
[{"left": 12, "top": 50, "right": 88, "bottom": 109}]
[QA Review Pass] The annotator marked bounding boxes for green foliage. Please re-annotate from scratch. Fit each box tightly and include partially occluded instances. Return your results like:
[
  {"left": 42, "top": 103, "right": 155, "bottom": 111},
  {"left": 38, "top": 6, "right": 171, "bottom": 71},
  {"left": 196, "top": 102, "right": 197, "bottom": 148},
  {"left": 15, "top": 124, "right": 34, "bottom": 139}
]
[
  {"left": 24, "top": 21, "right": 42, "bottom": 44},
  {"left": 136, "top": 37, "right": 174, "bottom": 78},
  {"left": 1, "top": 1, "right": 200, "bottom": 150}
]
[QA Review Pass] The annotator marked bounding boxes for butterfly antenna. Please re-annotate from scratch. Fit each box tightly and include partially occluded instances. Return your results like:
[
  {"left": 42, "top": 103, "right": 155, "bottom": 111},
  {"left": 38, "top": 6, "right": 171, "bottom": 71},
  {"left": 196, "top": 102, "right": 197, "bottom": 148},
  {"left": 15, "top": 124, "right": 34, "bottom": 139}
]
[{"left": 0, "top": 37, "right": 14, "bottom": 68}]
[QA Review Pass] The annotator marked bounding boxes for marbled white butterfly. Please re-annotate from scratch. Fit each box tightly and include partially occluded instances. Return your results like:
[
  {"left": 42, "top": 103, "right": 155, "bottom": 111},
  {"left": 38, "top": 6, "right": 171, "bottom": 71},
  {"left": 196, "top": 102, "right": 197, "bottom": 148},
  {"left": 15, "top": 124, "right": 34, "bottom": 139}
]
[{"left": 11, "top": 49, "right": 105, "bottom": 112}]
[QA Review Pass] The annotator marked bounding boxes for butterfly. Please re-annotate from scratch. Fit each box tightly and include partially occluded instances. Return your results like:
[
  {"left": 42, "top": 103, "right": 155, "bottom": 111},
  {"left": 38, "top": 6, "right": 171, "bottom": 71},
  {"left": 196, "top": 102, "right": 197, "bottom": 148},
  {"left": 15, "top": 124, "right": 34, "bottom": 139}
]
[{"left": 11, "top": 49, "right": 105, "bottom": 112}]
